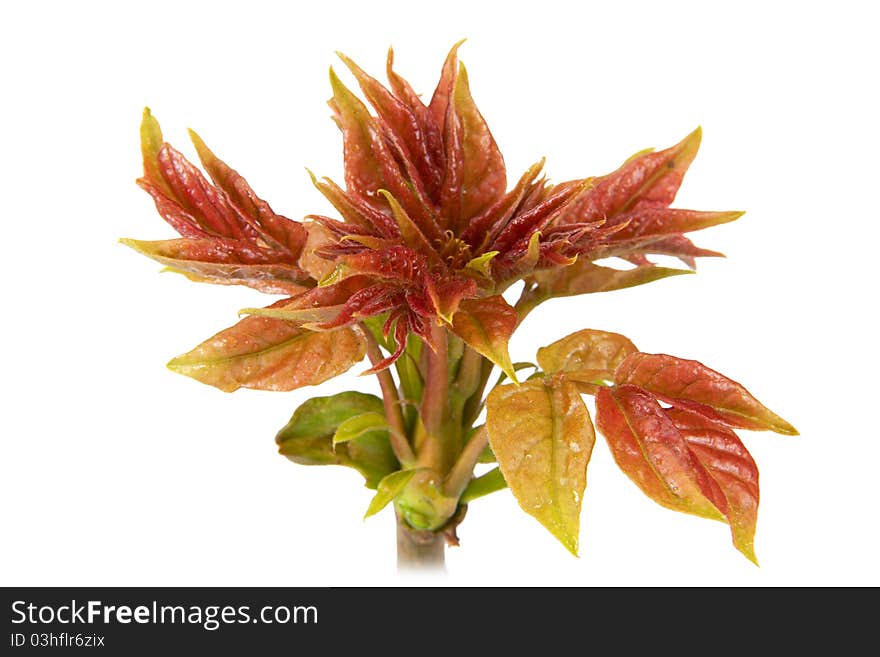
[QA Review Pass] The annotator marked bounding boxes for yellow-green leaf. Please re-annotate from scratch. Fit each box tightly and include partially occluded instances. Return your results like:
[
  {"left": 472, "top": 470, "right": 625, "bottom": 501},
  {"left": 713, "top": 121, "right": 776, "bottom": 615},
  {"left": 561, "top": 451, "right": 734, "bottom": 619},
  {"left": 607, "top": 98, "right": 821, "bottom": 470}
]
[
  {"left": 139, "top": 108, "right": 167, "bottom": 195},
  {"left": 364, "top": 469, "right": 419, "bottom": 519},
  {"left": 333, "top": 412, "right": 389, "bottom": 445},
  {"left": 466, "top": 251, "right": 499, "bottom": 276},
  {"left": 486, "top": 376, "right": 596, "bottom": 555},
  {"left": 460, "top": 468, "right": 507, "bottom": 504}
]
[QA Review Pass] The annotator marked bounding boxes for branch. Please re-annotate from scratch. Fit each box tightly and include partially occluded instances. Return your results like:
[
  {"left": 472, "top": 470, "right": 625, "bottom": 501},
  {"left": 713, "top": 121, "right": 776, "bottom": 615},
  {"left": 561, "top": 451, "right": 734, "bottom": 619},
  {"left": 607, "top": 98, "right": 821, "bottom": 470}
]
[
  {"left": 362, "top": 327, "right": 415, "bottom": 466},
  {"left": 444, "top": 425, "right": 488, "bottom": 498},
  {"left": 513, "top": 282, "right": 542, "bottom": 327},
  {"left": 420, "top": 323, "right": 448, "bottom": 438}
]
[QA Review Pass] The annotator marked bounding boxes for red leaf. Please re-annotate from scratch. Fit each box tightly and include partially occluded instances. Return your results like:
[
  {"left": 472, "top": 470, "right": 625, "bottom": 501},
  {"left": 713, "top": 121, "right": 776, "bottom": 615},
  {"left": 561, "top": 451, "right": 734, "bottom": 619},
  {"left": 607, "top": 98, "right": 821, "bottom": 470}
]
[
  {"left": 489, "top": 180, "right": 586, "bottom": 253},
  {"left": 327, "top": 245, "right": 430, "bottom": 287},
  {"left": 459, "top": 160, "right": 545, "bottom": 249},
  {"left": 329, "top": 69, "right": 433, "bottom": 229},
  {"left": 308, "top": 172, "right": 397, "bottom": 237},
  {"left": 134, "top": 109, "right": 310, "bottom": 290},
  {"left": 560, "top": 128, "right": 703, "bottom": 224},
  {"left": 667, "top": 406, "right": 760, "bottom": 563},
  {"left": 434, "top": 46, "right": 506, "bottom": 229},
  {"left": 597, "top": 385, "right": 762, "bottom": 562},
  {"left": 120, "top": 238, "right": 310, "bottom": 295},
  {"left": 596, "top": 385, "right": 726, "bottom": 522},
  {"left": 337, "top": 52, "right": 442, "bottom": 204},
  {"left": 386, "top": 47, "right": 445, "bottom": 194},
  {"left": 615, "top": 353, "right": 798, "bottom": 435},
  {"left": 608, "top": 208, "right": 743, "bottom": 242},
  {"left": 189, "top": 130, "right": 307, "bottom": 256}
]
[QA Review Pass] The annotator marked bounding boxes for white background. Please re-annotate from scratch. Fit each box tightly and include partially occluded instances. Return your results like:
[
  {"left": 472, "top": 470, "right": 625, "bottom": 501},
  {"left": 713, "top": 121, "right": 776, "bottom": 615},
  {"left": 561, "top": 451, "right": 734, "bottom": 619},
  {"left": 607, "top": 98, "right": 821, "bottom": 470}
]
[{"left": 2, "top": 0, "right": 877, "bottom": 586}]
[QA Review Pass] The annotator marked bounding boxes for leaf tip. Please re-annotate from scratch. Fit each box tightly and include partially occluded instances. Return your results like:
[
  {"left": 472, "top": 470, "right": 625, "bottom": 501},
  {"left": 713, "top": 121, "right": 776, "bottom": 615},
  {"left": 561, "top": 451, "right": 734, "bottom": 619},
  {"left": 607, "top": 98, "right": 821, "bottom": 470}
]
[
  {"left": 775, "top": 418, "right": 799, "bottom": 436},
  {"left": 557, "top": 530, "right": 579, "bottom": 557},
  {"left": 140, "top": 107, "right": 164, "bottom": 157},
  {"left": 187, "top": 127, "right": 210, "bottom": 158},
  {"left": 733, "top": 534, "right": 760, "bottom": 565}
]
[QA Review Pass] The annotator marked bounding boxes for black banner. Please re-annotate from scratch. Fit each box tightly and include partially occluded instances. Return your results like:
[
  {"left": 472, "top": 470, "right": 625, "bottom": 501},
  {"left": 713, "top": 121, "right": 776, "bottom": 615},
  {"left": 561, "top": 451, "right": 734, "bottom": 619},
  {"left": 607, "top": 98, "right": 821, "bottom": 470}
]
[{"left": 0, "top": 587, "right": 863, "bottom": 652}]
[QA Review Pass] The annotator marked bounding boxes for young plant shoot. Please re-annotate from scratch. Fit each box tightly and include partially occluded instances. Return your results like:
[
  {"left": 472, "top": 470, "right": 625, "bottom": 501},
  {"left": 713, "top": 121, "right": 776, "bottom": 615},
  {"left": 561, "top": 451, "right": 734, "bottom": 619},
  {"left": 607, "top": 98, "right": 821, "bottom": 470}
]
[{"left": 124, "top": 44, "right": 796, "bottom": 568}]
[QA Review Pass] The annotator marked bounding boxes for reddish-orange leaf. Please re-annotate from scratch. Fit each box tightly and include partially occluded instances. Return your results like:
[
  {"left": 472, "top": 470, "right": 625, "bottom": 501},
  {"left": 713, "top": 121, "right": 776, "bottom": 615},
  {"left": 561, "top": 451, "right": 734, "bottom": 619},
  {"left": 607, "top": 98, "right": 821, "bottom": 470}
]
[
  {"left": 560, "top": 128, "right": 702, "bottom": 224},
  {"left": 121, "top": 238, "right": 310, "bottom": 295},
  {"left": 323, "top": 245, "right": 429, "bottom": 288},
  {"left": 428, "top": 41, "right": 462, "bottom": 137},
  {"left": 167, "top": 302, "right": 365, "bottom": 392},
  {"left": 242, "top": 277, "right": 371, "bottom": 326},
  {"left": 460, "top": 159, "right": 545, "bottom": 250},
  {"left": 329, "top": 69, "right": 432, "bottom": 228},
  {"left": 609, "top": 208, "right": 743, "bottom": 242},
  {"left": 189, "top": 129, "right": 307, "bottom": 257},
  {"left": 529, "top": 259, "right": 693, "bottom": 300},
  {"left": 133, "top": 110, "right": 313, "bottom": 292},
  {"left": 385, "top": 47, "right": 444, "bottom": 193},
  {"left": 450, "top": 295, "right": 517, "bottom": 381},
  {"left": 595, "top": 385, "right": 726, "bottom": 521},
  {"left": 615, "top": 353, "right": 798, "bottom": 435},
  {"left": 438, "top": 57, "right": 507, "bottom": 229},
  {"left": 337, "top": 52, "right": 440, "bottom": 203},
  {"left": 667, "top": 406, "right": 760, "bottom": 563},
  {"left": 307, "top": 171, "right": 382, "bottom": 234},
  {"left": 489, "top": 179, "right": 586, "bottom": 253}
]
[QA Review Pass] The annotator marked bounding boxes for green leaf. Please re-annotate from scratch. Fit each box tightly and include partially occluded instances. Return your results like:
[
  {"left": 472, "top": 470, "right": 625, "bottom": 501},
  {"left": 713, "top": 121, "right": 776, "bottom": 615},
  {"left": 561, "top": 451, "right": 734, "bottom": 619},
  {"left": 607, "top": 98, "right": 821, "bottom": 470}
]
[
  {"left": 277, "top": 391, "right": 383, "bottom": 443},
  {"left": 537, "top": 328, "right": 638, "bottom": 382},
  {"left": 333, "top": 412, "right": 389, "bottom": 445},
  {"left": 450, "top": 295, "right": 518, "bottom": 383},
  {"left": 460, "top": 468, "right": 507, "bottom": 504},
  {"left": 276, "top": 392, "right": 396, "bottom": 488},
  {"left": 167, "top": 312, "right": 365, "bottom": 392},
  {"left": 365, "top": 470, "right": 419, "bottom": 518},
  {"left": 486, "top": 376, "right": 596, "bottom": 555}
]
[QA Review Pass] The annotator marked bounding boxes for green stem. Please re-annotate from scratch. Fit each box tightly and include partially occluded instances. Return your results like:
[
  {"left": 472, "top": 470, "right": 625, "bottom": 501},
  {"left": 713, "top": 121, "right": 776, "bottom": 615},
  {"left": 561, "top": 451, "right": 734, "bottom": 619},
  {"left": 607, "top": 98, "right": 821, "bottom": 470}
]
[
  {"left": 462, "top": 358, "right": 494, "bottom": 429},
  {"left": 421, "top": 324, "right": 448, "bottom": 435},
  {"left": 363, "top": 328, "right": 415, "bottom": 467},
  {"left": 444, "top": 425, "right": 487, "bottom": 498},
  {"left": 453, "top": 345, "right": 484, "bottom": 400}
]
